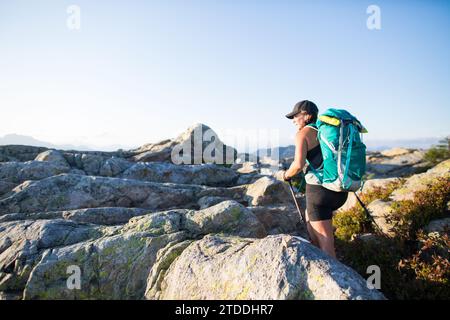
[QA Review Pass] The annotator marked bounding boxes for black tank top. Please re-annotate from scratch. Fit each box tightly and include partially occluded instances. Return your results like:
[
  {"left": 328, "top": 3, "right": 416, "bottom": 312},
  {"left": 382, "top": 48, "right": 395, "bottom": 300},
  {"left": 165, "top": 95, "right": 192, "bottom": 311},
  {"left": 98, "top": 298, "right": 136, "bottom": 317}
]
[{"left": 306, "top": 144, "right": 323, "bottom": 170}]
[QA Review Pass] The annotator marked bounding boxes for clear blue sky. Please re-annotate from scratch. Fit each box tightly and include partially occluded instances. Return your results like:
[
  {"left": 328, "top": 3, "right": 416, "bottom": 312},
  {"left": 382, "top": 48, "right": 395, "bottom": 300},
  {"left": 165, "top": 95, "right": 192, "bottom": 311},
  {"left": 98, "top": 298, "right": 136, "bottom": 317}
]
[{"left": 1, "top": 0, "right": 449, "bottom": 151}]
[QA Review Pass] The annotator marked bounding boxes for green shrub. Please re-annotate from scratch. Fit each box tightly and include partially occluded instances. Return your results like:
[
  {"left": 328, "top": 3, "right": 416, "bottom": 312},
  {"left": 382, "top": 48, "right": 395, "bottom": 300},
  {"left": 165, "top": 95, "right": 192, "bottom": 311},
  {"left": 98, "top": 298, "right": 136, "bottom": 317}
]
[
  {"left": 334, "top": 207, "right": 368, "bottom": 241},
  {"left": 334, "top": 176, "right": 450, "bottom": 299},
  {"left": 424, "top": 137, "right": 450, "bottom": 166},
  {"left": 398, "top": 231, "right": 450, "bottom": 299},
  {"left": 333, "top": 179, "right": 404, "bottom": 241},
  {"left": 335, "top": 237, "right": 409, "bottom": 299},
  {"left": 388, "top": 177, "right": 450, "bottom": 240},
  {"left": 337, "top": 232, "right": 450, "bottom": 299},
  {"left": 399, "top": 230, "right": 449, "bottom": 283}
]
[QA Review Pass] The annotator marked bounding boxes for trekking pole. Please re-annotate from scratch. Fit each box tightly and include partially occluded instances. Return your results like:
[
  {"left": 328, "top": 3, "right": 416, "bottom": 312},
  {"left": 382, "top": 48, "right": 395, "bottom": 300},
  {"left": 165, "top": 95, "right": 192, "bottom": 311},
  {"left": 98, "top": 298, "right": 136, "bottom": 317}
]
[
  {"left": 353, "top": 192, "right": 384, "bottom": 235},
  {"left": 287, "top": 180, "right": 306, "bottom": 225}
]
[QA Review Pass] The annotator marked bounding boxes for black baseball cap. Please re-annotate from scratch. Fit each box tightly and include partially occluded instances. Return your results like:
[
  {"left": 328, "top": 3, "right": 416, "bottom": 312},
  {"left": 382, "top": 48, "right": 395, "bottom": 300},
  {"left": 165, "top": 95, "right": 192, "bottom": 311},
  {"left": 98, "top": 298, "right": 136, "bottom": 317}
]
[{"left": 285, "top": 100, "right": 319, "bottom": 119}]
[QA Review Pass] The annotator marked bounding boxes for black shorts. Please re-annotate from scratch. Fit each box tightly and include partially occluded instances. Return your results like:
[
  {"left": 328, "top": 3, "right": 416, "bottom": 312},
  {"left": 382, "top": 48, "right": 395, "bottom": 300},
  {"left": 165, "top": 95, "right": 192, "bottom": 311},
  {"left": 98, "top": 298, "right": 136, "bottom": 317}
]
[{"left": 305, "top": 184, "right": 348, "bottom": 221}]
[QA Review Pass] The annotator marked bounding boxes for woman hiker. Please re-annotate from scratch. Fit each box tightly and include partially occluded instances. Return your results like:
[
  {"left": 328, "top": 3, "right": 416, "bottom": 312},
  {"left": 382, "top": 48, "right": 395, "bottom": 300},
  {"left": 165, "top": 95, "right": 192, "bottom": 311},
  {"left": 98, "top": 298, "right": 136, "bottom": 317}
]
[{"left": 278, "top": 100, "right": 348, "bottom": 259}]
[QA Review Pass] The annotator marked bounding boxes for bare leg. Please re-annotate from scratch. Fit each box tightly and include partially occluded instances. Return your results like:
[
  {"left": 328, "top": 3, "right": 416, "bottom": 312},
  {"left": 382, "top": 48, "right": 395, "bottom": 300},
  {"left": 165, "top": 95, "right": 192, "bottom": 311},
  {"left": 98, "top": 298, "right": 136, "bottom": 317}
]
[
  {"left": 309, "top": 219, "right": 336, "bottom": 259},
  {"left": 305, "top": 209, "right": 320, "bottom": 247}
]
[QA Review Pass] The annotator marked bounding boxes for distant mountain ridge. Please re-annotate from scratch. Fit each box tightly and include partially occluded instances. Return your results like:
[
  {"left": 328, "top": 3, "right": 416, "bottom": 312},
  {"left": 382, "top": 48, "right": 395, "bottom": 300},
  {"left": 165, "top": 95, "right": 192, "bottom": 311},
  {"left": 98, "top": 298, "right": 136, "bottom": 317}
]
[
  {"left": 363, "top": 137, "right": 442, "bottom": 151},
  {"left": 0, "top": 133, "right": 445, "bottom": 155},
  {"left": 0, "top": 134, "right": 133, "bottom": 152}
]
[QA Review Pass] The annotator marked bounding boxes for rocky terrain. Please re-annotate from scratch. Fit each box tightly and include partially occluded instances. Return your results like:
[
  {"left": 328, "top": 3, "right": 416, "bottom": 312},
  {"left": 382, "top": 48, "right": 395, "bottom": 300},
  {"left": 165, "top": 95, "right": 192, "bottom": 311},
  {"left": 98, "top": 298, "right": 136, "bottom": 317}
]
[{"left": 2, "top": 124, "right": 445, "bottom": 300}]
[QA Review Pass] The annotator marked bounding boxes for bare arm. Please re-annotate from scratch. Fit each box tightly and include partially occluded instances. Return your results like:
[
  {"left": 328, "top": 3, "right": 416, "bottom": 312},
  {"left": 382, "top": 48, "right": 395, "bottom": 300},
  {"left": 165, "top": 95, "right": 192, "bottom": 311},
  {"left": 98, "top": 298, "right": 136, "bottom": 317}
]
[{"left": 284, "top": 129, "right": 309, "bottom": 180}]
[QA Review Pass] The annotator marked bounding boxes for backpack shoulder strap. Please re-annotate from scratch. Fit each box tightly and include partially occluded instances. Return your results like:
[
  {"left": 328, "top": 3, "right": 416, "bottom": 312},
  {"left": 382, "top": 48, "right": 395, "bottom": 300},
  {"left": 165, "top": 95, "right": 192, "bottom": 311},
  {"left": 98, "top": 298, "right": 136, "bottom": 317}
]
[
  {"left": 304, "top": 122, "right": 323, "bottom": 182},
  {"left": 305, "top": 123, "right": 318, "bottom": 131}
]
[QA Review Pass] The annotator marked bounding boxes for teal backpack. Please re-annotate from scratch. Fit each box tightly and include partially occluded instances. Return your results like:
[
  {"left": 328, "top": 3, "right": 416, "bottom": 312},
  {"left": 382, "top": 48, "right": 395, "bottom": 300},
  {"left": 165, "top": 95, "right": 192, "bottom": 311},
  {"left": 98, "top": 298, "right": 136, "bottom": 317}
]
[{"left": 305, "top": 108, "right": 368, "bottom": 192}]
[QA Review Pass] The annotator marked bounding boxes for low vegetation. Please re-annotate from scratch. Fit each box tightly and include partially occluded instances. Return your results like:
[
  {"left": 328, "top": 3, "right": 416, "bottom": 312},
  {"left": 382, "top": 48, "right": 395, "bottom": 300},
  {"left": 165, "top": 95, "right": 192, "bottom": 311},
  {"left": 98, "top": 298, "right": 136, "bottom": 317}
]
[
  {"left": 424, "top": 137, "right": 450, "bottom": 166},
  {"left": 334, "top": 176, "right": 450, "bottom": 299}
]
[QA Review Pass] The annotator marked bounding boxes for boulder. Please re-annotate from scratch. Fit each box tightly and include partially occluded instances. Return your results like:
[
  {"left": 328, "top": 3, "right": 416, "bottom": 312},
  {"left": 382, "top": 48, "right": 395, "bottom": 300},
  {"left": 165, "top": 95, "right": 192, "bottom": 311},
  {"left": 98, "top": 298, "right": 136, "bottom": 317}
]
[
  {"left": 14, "top": 200, "right": 265, "bottom": 299},
  {"left": 196, "top": 185, "right": 248, "bottom": 204},
  {"left": 197, "top": 196, "right": 230, "bottom": 209},
  {"left": 366, "top": 149, "right": 427, "bottom": 178},
  {"left": 62, "top": 207, "right": 149, "bottom": 225},
  {"left": 80, "top": 154, "right": 106, "bottom": 176},
  {"left": 23, "top": 231, "right": 188, "bottom": 299},
  {"left": 244, "top": 176, "right": 291, "bottom": 206},
  {"left": 0, "top": 161, "right": 71, "bottom": 184},
  {"left": 184, "top": 200, "right": 266, "bottom": 238},
  {"left": 121, "top": 162, "right": 239, "bottom": 187},
  {"left": 34, "top": 150, "right": 69, "bottom": 168},
  {"left": 380, "top": 148, "right": 411, "bottom": 157},
  {"left": 61, "top": 152, "right": 114, "bottom": 176},
  {"left": 195, "top": 176, "right": 291, "bottom": 208},
  {"left": 236, "top": 172, "right": 265, "bottom": 185},
  {"left": 248, "top": 204, "right": 307, "bottom": 237},
  {"left": 146, "top": 234, "right": 385, "bottom": 300},
  {"left": 0, "top": 145, "right": 49, "bottom": 163},
  {"left": 0, "top": 207, "right": 150, "bottom": 226},
  {"left": 130, "top": 123, "right": 237, "bottom": 164},
  {"left": 367, "top": 200, "right": 396, "bottom": 236},
  {"left": 234, "top": 162, "right": 259, "bottom": 174},
  {"left": 99, "top": 157, "right": 133, "bottom": 177},
  {"left": 390, "top": 159, "right": 450, "bottom": 202},
  {"left": 119, "top": 200, "right": 266, "bottom": 239},
  {"left": 0, "top": 211, "right": 65, "bottom": 223},
  {"left": 0, "top": 219, "right": 102, "bottom": 294},
  {"left": 128, "top": 139, "right": 176, "bottom": 162},
  {"left": 144, "top": 239, "right": 194, "bottom": 299},
  {"left": 0, "top": 174, "right": 207, "bottom": 215}
]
